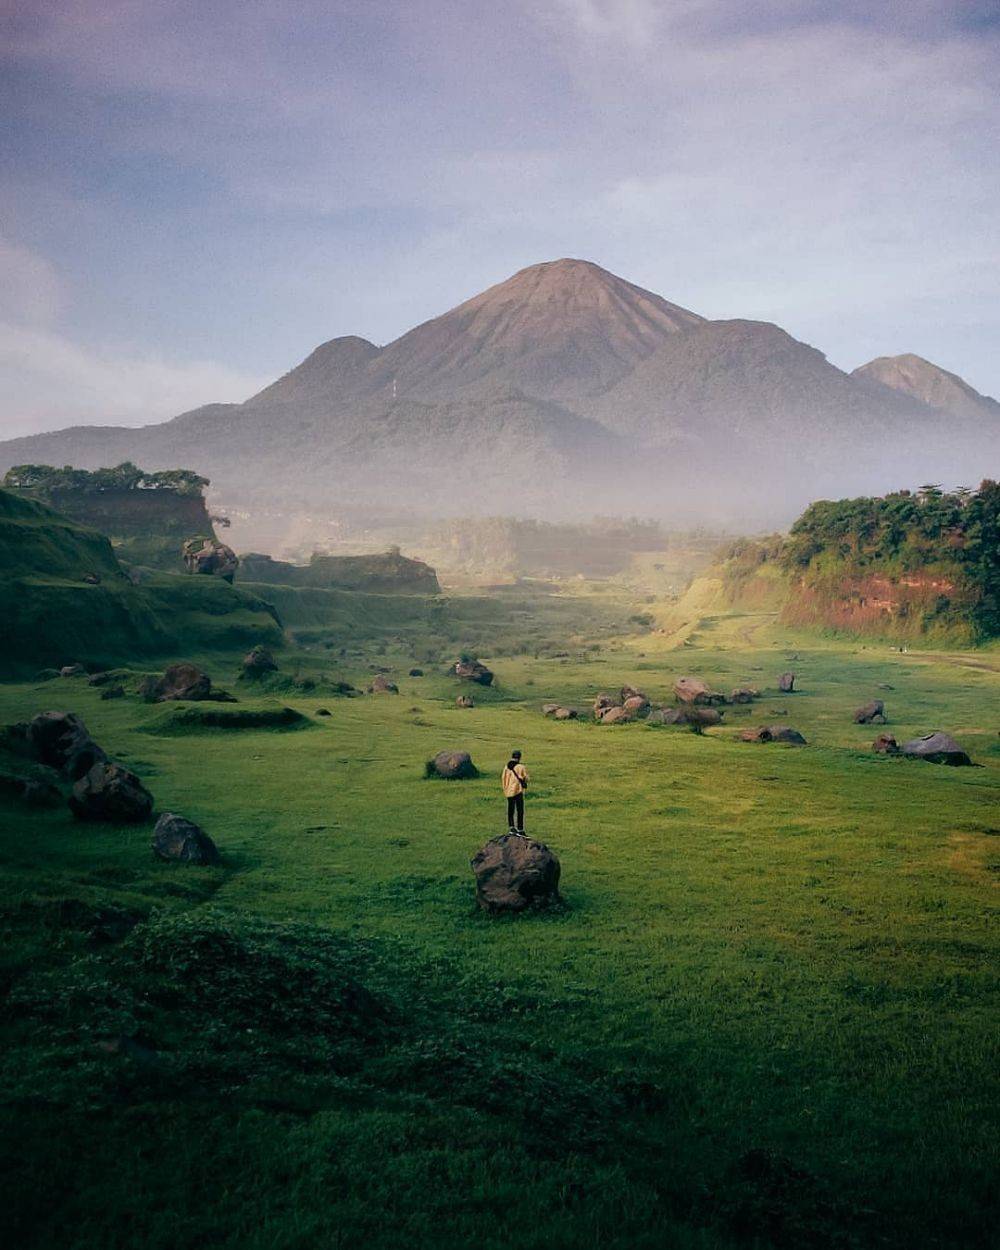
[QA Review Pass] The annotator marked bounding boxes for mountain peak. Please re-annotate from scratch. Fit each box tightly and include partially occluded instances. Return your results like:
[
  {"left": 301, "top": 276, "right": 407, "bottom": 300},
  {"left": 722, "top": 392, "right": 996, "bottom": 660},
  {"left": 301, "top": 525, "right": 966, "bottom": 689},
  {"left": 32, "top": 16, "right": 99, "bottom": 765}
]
[
  {"left": 853, "top": 353, "right": 1000, "bottom": 420},
  {"left": 371, "top": 257, "right": 704, "bottom": 404}
]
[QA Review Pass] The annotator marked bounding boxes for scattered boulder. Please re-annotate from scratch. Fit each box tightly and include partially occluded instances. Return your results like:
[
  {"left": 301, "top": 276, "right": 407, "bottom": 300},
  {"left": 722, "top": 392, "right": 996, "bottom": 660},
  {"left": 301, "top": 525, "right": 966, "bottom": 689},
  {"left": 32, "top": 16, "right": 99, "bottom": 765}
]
[
  {"left": 729, "top": 687, "right": 759, "bottom": 704},
  {"left": 685, "top": 707, "right": 723, "bottom": 728},
  {"left": 152, "top": 813, "right": 221, "bottom": 865},
  {"left": 853, "top": 699, "right": 886, "bottom": 725},
  {"left": 139, "top": 662, "right": 223, "bottom": 703},
  {"left": 739, "top": 727, "right": 773, "bottom": 743},
  {"left": 60, "top": 664, "right": 86, "bottom": 678},
  {"left": 673, "top": 676, "right": 709, "bottom": 704},
  {"left": 593, "top": 692, "right": 619, "bottom": 718},
  {"left": 541, "top": 703, "right": 561, "bottom": 716},
  {"left": 877, "top": 683, "right": 895, "bottom": 691},
  {"left": 599, "top": 706, "right": 631, "bottom": 725},
  {"left": 873, "top": 733, "right": 899, "bottom": 754},
  {"left": 900, "top": 732, "right": 972, "bottom": 766},
  {"left": 768, "top": 726, "right": 807, "bottom": 745},
  {"left": 182, "top": 536, "right": 239, "bottom": 582},
  {"left": 646, "top": 708, "right": 686, "bottom": 725},
  {"left": 471, "top": 833, "right": 561, "bottom": 914},
  {"left": 156, "top": 705, "right": 305, "bottom": 730},
  {"left": 100, "top": 685, "right": 126, "bottom": 701},
  {"left": 25, "top": 711, "right": 107, "bottom": 780},
  {"left": 82, "top": 572, "right": 102, "bottom": 585},
  {"left": 778, "top": 672, "right": 796, "bottom": 693},
  {"left": 456, "top": 694, "right": 475, "bottom": 708},
  {"left": 87, "top": 671, "right": 114, "bottom": 687},
  {"left": 315, "top": 708, "right": 331, "bottom": 717},
  {"left": 427, "top": 750, "right": 479, "bottom": 780},
  {"left": 454, "top": 658, "right": 494, "bottom": 686},
  {"left": 70, "top": 761, "right": 154, "bottom": 823},
  {"left": 553, "top": 707, "right": 578, "bottom": 720},
  {"left": 673, "top": 677, "right": 726, "bottom": 705},
  {"left": 0, "top": 773, "right": 62, "bottom": 807},
  {"left": 368, "top": 674, "right": 399, "bottom": 694},
  {"left": 620, "top": 684, "right": 647, "bottom": 703},
  {"left": 409, "top": 668, "right": 424, "bottom": 677},
  {"left": 241, "top": 646, "right": 278, "bottom": 677}
]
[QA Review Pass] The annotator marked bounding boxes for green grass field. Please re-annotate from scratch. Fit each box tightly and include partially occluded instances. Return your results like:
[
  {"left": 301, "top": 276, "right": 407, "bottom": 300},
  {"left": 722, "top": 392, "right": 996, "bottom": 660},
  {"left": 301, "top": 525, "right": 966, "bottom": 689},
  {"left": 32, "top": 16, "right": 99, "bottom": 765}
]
[{"left": 1, "top": 591, "right": 997, "bottom": 1249}]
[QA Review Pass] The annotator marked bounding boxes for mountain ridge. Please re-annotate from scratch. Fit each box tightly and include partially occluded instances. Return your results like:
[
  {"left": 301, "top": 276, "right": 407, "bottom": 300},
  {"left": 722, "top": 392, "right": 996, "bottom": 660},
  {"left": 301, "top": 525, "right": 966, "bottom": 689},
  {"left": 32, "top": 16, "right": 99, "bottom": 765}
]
[{"left": 2, "top": 259, "right": 997, "bottom": 524}]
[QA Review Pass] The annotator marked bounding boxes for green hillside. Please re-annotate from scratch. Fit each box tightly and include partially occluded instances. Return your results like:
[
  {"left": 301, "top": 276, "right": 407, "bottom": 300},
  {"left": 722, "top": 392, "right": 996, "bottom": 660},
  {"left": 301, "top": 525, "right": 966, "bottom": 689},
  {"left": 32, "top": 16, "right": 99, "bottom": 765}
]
[
  {"left": 671, "top": 483, "right": 1000, "bottom": 646},
  {"left": 0, "top": 489, "right": 281, "bottom": 673}
]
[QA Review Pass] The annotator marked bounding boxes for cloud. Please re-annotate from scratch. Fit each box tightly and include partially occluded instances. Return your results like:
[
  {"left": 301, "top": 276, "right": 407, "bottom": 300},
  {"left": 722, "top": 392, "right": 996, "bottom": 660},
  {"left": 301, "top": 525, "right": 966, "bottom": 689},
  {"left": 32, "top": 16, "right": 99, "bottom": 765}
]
[
  {"left": 0, "top": 235, "right": 266, "bottom": 438},
  {"left": 0, "top": 320, "right": 269, "bottom": 438}
]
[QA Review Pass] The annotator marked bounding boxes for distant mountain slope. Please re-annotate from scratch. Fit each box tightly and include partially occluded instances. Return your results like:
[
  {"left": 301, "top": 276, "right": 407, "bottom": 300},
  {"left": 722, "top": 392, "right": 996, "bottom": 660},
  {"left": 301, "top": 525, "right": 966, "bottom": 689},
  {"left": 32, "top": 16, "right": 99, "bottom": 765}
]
[
  {"left": 2, "top": 259, "right": 997, "bottom": 523},
  {"left": 852, "top": 353, "right": 1000, "bottom": 421}
]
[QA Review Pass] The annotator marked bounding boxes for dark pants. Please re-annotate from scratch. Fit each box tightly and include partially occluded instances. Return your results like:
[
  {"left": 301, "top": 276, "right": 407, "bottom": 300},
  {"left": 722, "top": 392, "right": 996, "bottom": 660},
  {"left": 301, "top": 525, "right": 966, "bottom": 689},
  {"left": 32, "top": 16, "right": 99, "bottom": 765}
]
[{"left": 507, "top": 793, "right": 524, "bottom": 831}]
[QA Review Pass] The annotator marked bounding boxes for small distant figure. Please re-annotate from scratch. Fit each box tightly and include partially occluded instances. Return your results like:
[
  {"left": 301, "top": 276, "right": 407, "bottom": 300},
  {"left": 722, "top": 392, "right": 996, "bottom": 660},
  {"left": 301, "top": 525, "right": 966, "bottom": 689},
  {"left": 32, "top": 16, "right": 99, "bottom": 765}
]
[{"left": 502, "top": 750, "right": 529, "bottom": 836}]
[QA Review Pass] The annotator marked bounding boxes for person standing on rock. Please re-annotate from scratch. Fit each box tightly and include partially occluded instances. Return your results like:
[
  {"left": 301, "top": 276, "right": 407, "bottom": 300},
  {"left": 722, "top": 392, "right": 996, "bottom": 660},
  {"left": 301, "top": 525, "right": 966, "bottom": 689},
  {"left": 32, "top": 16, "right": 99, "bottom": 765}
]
[{"left": 502, "top": 750, "right": 529, "bottom": 836}]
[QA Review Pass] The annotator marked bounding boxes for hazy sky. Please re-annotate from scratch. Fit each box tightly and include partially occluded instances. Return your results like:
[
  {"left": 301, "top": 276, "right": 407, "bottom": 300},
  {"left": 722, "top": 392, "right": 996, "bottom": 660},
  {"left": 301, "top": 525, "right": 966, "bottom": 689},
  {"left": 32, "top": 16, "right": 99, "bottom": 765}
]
[{"left": 2, "top": 1, "right": 998, "bottom": 437}]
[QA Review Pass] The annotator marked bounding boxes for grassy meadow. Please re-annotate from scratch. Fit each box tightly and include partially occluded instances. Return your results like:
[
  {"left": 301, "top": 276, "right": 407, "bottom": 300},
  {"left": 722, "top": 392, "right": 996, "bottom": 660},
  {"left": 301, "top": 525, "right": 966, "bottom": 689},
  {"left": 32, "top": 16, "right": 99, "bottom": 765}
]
[{"left": 1, "top": 586, "right": 997, "bottom": 1249}]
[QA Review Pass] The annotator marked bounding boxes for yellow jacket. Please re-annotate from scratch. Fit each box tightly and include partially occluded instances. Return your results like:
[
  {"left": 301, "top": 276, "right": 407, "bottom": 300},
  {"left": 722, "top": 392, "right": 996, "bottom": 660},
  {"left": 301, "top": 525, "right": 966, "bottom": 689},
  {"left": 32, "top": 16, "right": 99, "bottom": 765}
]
[{"left": 501, "top": 764, "right": 529, "bottom": 797}]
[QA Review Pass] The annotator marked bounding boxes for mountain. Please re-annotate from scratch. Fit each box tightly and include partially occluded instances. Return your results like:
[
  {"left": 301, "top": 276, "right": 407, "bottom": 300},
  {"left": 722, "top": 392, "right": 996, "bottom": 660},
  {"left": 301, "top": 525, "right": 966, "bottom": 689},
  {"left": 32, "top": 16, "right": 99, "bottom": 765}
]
[
  {"left": 2, "top": 259, "right": 997, "bottom": 525},
  {"left": 852, "top": 353, "right": 1000, "bottom": 422}
]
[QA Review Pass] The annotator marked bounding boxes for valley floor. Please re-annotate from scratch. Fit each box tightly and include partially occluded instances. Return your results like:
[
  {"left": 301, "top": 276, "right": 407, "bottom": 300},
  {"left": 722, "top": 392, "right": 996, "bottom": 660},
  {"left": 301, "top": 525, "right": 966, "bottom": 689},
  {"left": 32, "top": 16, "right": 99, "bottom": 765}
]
[{"left": 1, "top": 593, "right": 997, "bottom": 1249}]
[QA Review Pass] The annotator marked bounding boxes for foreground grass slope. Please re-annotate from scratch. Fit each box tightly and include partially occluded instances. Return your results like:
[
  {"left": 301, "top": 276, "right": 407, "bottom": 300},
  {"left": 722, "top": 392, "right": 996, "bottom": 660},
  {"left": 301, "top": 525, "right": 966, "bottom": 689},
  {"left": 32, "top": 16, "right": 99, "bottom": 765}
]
[{"left": 0, "top": 602, "right": 997, "bottom": 1249}]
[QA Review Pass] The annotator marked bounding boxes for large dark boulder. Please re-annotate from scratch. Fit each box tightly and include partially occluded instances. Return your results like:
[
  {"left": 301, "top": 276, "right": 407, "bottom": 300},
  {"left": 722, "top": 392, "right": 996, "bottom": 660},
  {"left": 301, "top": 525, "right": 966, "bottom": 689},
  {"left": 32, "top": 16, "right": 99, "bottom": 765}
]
[
  {"left": 900, "top": 732, "right": 972, "bottom": 766},
  {"left": 182, "top": 536, "right": 238, "bottom": 583},
  {"left": 427, "top": 750, "right": 479, "bottom": 779},
  {"left": 854, "top": 699, "right": 886, "bottom": 725},
  {"left": 69, "top": 761, "right": 154, "bottom": 823},
  {"left": 152, "top": 813, "right": 221, "bottom": 865},
  {"left": 454, "top": 658, "right": 494, "bottom": 686},
  {"left": 25, "top": 711, "right": 107, "bottom": 780},
  {"left": 241, "top": 646, "right": 278, "bottom": 677},
  {"left": 768, "top": 726, "right": 807, "bottom": 744},
  {"left": 471, "top": 833, "right": 561, "bottom": 914}
]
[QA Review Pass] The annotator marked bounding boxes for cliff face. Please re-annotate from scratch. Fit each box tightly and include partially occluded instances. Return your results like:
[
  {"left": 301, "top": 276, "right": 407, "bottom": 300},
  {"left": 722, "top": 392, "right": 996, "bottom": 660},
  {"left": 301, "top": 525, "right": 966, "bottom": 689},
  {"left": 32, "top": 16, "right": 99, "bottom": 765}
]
[
  {"left": 240, "top": 549, "right": 440, "bottom": 595},
  {"left": 780, "top": 570, "right": 978, "bottom": 643}
]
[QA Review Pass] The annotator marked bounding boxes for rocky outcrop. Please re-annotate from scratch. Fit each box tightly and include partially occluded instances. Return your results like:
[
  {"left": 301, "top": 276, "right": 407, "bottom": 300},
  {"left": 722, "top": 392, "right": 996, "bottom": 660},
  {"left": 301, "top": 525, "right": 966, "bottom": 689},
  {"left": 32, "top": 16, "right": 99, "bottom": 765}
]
[
  {"left": 24, "top": 711, "right": 108, "bottom": 780},
  {"left": 454, "top": 658, "right": 493, "bottom": 686},
  {"left": 182, "top": 536, "right": 238, "bottom": 583},
  {"left": 900, "top": 732, "right": 972, "bottom": 766},
  {"left": 152, "top": 813, "right": 220, "bottom": 864},
  {"left": 471, "top": 833, "right": 561, "bottom": 914},
  {"left": 241, "top": 645, "right": 278, "bottom": 677},
  {"left": 427, "top": 750, "right": 479, "bottom": 779},
  {"left": 139, "top": 662, "right": 233, "bottom": 703}
]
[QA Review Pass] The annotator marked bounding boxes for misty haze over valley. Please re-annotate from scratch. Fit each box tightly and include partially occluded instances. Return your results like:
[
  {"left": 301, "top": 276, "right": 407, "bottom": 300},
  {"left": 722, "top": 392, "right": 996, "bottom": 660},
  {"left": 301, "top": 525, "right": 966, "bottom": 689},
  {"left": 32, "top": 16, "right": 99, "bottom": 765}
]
[{"left": 3, "top": 257, "right": 998, "bottom": 549}]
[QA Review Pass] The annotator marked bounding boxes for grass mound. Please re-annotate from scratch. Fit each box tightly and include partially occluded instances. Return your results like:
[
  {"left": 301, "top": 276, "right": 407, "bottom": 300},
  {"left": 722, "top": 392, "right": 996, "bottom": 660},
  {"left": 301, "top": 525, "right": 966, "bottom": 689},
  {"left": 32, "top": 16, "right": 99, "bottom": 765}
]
[{"left": 142, "top": 704, "right": 308, "bottom": 732}]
